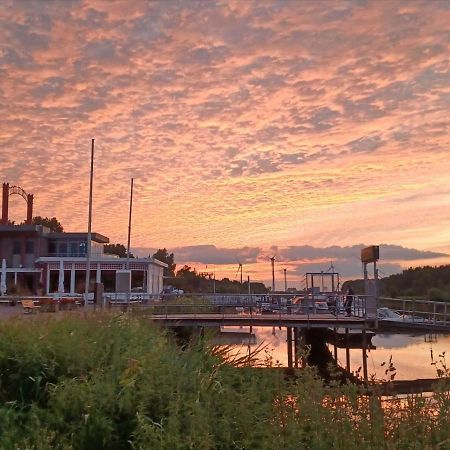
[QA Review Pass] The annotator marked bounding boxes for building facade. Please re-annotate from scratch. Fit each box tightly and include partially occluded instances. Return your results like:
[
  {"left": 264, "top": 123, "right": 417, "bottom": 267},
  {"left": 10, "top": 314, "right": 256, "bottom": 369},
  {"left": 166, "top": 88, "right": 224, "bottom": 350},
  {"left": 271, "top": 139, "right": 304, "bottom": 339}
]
[{"left": 0, "top": 224, "right": 166, "bottom": 296}]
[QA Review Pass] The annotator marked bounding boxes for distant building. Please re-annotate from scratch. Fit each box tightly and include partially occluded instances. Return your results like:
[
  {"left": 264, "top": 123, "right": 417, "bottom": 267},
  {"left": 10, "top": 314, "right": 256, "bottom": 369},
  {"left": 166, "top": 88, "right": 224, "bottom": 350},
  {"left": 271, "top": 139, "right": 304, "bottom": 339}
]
[{"left": 0, "top": 223, "right": 166, "bottom": 296}]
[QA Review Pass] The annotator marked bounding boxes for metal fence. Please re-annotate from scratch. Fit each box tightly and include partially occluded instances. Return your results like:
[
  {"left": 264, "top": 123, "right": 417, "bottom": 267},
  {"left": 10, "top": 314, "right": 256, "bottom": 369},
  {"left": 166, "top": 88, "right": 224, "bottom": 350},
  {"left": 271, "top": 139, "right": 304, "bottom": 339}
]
[
  {"left": 102, "top": 293, "right": 372, "bottom": 321},
  {"left": 379, "top": 297, "right": 450, "bottom": 326}
]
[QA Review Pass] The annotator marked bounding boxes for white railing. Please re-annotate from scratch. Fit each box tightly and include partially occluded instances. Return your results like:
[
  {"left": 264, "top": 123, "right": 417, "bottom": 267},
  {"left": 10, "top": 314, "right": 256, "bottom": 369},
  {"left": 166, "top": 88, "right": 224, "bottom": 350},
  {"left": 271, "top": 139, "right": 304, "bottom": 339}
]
[{"left": 379, "top": 297, "right": 450, "bottom": 327}]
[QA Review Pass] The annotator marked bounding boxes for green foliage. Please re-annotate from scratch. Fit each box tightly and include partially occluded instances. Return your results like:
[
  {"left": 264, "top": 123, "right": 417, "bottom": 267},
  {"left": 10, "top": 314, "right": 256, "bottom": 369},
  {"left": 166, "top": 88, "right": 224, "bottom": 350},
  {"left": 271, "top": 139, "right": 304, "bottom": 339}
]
[
  {"left": 151, "top": 248, "right": 176, "bottom": 278},
  {"left": 31, "top": 216, "right": 64, "bottom": 232},
  {"left": 1, "top": 314, "right": 449, "bottom": 449},
  {"left": 104, "top": 243, "right": 134, "bottom": 259},
  {"left": 348, "top": 265, "right": 450, "bottom": 301}
]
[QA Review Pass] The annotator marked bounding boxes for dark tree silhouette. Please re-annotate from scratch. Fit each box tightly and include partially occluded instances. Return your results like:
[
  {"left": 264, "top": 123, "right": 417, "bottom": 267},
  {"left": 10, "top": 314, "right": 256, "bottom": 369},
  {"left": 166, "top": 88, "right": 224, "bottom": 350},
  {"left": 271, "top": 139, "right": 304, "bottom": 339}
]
[
  {"left": 32, "top": 216, "right": 64, "bottom": 232},
  {"left": 104, "top": 243, "right": 134, "bottom": 259},
  {"left": 151, "top": 248, "right": 176, "bottom": 278}
]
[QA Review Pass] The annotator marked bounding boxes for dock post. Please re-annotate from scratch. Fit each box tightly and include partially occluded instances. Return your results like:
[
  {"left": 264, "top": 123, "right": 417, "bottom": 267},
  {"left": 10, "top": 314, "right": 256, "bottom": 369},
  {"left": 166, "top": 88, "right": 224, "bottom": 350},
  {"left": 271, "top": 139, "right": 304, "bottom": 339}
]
[
  {"left": 345, "top": 328, "right": 350, "bottom": 373},
  {"left": 287, "top": 327, "right": 293, "bottom": 369},
  {"left": 333, "top": 327, "right": 338, "bottom": 364},
  {"left": 293, "top": 327, "right": 299, "bottom": 368},
  {"left": 362, "top": 329, "right": 368, "bottom": 381}
]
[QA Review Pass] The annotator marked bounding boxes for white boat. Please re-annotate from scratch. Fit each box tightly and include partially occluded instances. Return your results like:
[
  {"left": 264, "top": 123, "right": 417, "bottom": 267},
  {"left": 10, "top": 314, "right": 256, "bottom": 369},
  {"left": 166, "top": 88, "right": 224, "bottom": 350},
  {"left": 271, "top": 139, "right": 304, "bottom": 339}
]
[{"left": 377, "top": 307, "right": 429, "bottom": 323}]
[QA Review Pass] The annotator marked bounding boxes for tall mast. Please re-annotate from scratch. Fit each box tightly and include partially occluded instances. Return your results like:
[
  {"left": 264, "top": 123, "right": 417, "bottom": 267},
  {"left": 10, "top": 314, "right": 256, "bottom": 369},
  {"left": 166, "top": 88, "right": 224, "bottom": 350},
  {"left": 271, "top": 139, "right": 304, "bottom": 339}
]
[
  {"left": 84, "top": 138, "right": 95, "bottom": 307},
  {"left": 126, "top": 177, "right": 134, "bottom": 269}
]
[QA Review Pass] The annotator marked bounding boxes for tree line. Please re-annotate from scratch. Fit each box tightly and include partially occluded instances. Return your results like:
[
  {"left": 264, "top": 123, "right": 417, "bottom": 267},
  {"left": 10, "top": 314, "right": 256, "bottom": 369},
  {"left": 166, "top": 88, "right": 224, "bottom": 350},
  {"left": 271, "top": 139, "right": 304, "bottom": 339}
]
[
  {"left": 150, "top": 248, "right": 268, "bottom": 294},
  {"left": 347, "top": 264, "right": 450, "bottom": 301}
]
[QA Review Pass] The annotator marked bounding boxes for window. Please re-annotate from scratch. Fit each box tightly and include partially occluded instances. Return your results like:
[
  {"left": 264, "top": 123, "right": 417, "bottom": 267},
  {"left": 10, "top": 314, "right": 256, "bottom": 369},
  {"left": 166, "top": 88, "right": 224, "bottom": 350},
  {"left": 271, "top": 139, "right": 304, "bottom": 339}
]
[
  {"left": 48, "top": 241, "right": 57, "bottom": 255},
  {"left": 79, "top": 242, "right": 87, "bottom": 255},
  {"left": 26, "top": 240, "right": 34, "bottom": 254},
  {"left": 70, "top": 242, "right": 78, "bottom": 256},
  {"left": 59, "top": 242, "right": 67, "bottom": 256},
  {"left": 13, "top": 241, "right": 21, "bottom": 255}
]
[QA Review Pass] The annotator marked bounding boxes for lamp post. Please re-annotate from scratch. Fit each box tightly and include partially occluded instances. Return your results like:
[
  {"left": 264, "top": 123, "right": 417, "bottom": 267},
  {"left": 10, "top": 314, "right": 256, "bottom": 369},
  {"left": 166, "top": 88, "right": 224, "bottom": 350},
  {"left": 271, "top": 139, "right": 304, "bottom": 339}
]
[{"left": 270, "top": 256, "right": 275, "bottom": 292}]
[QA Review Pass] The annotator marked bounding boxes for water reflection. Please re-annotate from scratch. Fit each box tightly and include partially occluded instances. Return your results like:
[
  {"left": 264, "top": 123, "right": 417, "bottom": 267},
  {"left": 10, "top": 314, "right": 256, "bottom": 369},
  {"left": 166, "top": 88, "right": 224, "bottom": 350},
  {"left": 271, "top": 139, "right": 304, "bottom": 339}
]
[{"left": 222, "top": 326, "right": 450, "bottom": 380}]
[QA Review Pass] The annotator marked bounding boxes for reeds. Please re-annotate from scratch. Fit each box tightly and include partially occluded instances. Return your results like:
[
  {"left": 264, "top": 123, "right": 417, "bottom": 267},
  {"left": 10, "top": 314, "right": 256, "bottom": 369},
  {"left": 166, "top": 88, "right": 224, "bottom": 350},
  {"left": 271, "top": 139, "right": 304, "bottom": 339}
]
[{"left": 0, "top": 313, "right": 449, "bottom": 449}]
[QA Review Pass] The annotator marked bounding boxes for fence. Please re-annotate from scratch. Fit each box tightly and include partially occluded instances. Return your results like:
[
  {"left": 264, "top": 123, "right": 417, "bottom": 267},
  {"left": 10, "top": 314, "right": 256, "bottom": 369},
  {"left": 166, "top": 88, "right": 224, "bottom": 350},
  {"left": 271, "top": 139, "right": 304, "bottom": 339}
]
[
  {"left": 102, "top": 293, "right": 371, "bottom": 321},
  {"left": 379, "top": 297, "right": 450, "bottom": 326}
]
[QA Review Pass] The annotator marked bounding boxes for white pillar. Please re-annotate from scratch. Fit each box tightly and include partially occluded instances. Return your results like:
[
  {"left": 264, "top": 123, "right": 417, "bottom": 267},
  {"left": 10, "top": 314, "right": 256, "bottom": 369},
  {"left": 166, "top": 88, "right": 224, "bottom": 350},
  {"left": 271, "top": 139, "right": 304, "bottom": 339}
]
[
  {"left": 146, "top": 264, "right": 151, "bottom": 293},
  {"left": 46, "top": 264, "right": 50, "bottom": 294},
  {"left": 70, "top": 263, "right": 75, "bottom": 294},
  {"left": 151, "top": 264, "right": 155, "bottom": 294},
  {"left": 96, "top": 263, "right": 101, "bottom": 283}
]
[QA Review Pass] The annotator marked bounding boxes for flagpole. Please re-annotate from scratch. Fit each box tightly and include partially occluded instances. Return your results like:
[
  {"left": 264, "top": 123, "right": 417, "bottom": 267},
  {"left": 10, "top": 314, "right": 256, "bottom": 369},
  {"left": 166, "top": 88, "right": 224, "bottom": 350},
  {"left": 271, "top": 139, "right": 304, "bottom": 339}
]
[
  {"left": 126, "top": 177, "right": 134, "bottom": 270},
  {"left": 84, "top": 138, "right": 95, "bottom": 308}
]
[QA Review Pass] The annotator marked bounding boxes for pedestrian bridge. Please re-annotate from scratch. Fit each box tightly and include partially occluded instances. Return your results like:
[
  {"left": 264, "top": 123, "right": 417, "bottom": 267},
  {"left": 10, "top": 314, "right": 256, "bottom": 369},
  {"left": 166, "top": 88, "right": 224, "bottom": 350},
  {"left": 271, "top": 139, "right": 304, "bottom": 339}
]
[
  {"left": 144, "top": 311, "right": 373, "bottom": 330},
  {"left": 104, "top": 293, "right": 450, "bottom": 333}
]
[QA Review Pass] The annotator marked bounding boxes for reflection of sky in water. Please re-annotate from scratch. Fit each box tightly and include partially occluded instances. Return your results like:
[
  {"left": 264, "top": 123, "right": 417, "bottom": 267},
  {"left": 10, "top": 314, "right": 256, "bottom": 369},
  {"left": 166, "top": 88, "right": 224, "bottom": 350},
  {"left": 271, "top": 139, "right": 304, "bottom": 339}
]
[{"left": 224, "top": 327, "right": 450, "bottom": 380}]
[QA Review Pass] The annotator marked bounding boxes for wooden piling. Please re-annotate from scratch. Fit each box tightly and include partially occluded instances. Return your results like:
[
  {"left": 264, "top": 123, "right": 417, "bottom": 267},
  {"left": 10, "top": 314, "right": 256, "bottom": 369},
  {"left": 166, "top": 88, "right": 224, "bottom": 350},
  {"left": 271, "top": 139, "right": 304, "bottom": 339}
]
[
  {"left": 287, "top": 327, "right": 293, "bottom": 369},
  {"left": 362, "top": 329, "right": 368, "bottom": 380},
  {"left": 345, "top": 328, "right": 351, "bottom": 373}
]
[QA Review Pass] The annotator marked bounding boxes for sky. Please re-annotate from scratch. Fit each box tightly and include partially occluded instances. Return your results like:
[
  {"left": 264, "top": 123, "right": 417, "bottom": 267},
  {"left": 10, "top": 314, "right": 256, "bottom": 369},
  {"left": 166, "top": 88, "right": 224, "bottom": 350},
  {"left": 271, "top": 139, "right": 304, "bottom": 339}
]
[{"left": 1, "top": 0, "right": 450, "bottom": 287}]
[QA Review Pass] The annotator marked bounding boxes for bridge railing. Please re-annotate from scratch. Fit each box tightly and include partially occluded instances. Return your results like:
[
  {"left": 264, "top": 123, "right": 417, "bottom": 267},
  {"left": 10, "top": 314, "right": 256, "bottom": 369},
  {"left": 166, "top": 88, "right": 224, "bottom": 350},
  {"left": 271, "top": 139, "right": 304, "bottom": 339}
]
[
  {"left": 104, "top": 295, "right": 373, "bottom": 322},
  {"left": 379, "top": 297, "right": 450, "bottom": 326}
]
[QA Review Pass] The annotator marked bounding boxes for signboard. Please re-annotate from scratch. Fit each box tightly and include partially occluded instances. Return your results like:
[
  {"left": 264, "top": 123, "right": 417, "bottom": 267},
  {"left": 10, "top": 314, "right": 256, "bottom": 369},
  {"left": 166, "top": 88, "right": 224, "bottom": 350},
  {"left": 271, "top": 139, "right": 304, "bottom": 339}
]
[{"left": 361, "top": 245, "right": 379, "bottom": 263}]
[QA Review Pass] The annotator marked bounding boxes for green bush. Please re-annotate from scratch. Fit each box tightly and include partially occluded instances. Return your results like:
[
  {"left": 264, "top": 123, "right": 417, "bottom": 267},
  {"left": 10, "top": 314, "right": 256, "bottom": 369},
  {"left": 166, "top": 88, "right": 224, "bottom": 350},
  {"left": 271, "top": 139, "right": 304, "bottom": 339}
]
[
  {"left": 0, "top": 313, "right": 449, "bottom": 449},
  {"left": 428, "top": 287, "right": 450, "bottom": 301}
]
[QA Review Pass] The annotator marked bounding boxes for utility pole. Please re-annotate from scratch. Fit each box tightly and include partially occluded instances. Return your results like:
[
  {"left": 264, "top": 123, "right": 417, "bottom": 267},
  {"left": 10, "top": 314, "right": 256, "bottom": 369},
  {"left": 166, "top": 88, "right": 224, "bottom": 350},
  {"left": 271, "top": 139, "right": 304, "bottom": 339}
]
[
  {"left": 284, "top": 268, "right": 287, "bottom": 292},
  {"left": 270, "top": 256, "right": 275, "bottom": 293},
  {"left": 84, "top": 138, "right": 95, "bottom": 308}
]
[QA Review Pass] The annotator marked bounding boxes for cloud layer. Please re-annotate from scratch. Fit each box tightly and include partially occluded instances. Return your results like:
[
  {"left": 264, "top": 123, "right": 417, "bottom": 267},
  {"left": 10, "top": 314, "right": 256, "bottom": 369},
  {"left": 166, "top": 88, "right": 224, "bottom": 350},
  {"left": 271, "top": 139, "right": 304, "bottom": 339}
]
[
  {"left": 134, "top": 243, "right": 448, "bottom": 284},
  {"left": 1, "top": 0, "right": 450, "bottom": 281}
]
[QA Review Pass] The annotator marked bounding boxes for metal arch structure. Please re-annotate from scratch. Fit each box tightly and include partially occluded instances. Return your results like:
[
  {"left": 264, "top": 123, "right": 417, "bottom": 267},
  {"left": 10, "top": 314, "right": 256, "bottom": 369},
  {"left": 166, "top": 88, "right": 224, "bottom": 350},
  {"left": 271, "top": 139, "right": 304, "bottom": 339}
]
[
  {"left": 1, "top": 182, "right": 34, "bottom": 225},
  {"left": 9, "top": 185, "right": 29, "bottom": 202}
]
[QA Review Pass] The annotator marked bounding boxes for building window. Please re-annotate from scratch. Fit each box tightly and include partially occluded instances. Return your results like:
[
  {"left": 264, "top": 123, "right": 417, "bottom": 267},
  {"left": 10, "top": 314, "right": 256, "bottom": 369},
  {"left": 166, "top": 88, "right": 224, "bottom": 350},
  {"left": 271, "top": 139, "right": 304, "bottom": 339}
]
[
  {"left": 13, "top": 241, "right": 21, "bottom": 255},
  {"left": 26, "top": 240, "right": 34, "bottom": 254},
  {"left": 70, "top": 242, "right": 78, "bottom": 256},
  {"left": 48, "top": 241, "right": 57, "bottom": 255},
  {"left": 79, "top": 242, "right": 87, "bottom": 256},
  {"left": 59, "top": 242, "right": 67, "bottom": 256}
]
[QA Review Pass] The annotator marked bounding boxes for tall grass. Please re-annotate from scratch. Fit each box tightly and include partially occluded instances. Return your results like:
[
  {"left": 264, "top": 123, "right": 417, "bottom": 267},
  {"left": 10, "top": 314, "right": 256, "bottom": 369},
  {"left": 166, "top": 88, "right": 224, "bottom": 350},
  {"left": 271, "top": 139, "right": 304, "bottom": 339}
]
[{"left": 0, "top": 313, "right": 449, "bottom": 449}]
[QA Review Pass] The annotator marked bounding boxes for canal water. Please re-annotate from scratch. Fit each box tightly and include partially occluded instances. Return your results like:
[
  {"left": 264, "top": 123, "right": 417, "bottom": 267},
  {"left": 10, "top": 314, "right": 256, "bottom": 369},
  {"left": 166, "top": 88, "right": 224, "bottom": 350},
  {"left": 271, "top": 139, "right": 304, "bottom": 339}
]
[{"left": 223, "top": 326, "right": 450, "bottom": 380}]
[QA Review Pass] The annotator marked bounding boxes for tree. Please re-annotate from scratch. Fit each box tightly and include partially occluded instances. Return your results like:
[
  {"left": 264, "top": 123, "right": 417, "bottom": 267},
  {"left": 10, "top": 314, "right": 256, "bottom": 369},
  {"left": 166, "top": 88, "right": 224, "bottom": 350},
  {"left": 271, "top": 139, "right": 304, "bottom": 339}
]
[
  {"left": 32, "top": 216, "right": 64, "bottom": 232},
  {"left": 151, "top": 248, "right": 176, "bottom": 278},
  {"left": 104, "top": 243, "right": 134, "bottom": 259}
]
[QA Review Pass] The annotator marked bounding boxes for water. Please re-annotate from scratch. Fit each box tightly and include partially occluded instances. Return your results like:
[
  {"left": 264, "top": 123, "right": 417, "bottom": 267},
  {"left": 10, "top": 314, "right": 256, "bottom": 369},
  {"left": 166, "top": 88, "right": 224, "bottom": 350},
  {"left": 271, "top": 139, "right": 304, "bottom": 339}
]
[{"left": 224, "top": 326, "right": 450, "bottom": 380}]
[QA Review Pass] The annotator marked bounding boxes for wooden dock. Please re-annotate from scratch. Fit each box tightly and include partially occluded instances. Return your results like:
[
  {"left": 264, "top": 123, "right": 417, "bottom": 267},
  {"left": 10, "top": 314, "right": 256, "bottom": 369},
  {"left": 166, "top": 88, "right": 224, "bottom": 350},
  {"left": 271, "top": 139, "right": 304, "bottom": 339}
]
[{"left": 146, "top": 312, "right": 375, "bottom": 330}]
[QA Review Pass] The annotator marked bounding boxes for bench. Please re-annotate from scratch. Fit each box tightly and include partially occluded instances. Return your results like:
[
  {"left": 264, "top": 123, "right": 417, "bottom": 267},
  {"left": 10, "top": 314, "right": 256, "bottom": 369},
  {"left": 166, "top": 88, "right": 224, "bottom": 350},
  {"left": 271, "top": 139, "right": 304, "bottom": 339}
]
[
  {"left": 59, "top": 297, "right": 83, "bottom": 310},
  {"left": 21, "top": 300, "right": 41, "bottom": 314}
]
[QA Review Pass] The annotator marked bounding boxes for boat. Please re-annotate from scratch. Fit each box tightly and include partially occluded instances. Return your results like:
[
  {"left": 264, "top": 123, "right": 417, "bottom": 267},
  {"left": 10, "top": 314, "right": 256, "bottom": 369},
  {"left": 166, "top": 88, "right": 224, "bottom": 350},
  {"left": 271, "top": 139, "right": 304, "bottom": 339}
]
[{"left": 377, "top": 307, "right": 430, "bottom": 323}]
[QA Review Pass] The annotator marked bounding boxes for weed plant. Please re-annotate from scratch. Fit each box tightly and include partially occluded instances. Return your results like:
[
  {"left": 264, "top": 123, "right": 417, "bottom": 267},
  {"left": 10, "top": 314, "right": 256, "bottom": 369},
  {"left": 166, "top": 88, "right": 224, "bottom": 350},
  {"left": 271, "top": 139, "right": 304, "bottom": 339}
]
[{"left": 0, "top": 313, "right": 449, "bottom": 449}]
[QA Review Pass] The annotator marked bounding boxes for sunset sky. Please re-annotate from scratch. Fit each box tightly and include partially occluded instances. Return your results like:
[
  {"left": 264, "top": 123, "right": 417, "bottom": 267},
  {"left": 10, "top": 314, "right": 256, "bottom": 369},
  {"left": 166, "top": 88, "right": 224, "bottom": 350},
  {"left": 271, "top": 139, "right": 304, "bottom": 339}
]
[{"left": 1, "top": 0, "right": 450, "bottom": 287}]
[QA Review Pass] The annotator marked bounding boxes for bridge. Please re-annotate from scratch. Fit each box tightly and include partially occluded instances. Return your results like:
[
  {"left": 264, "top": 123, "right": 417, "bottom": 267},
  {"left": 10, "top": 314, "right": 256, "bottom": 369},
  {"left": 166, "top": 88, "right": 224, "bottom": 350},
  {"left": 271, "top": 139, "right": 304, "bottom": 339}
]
[
  {"left": 146, "top": 312, "right": 370, "bottom": 329},
  {"left": 104, "top": 292, "right": 450, "bottom": 332}
]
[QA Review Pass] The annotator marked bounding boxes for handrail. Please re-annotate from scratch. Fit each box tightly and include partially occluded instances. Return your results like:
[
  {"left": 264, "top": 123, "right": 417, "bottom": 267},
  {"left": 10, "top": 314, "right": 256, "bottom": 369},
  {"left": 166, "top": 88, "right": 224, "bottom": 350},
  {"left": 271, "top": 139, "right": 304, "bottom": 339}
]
[{"left": 379, "top": 297, "right": 450, "bottom": 326}]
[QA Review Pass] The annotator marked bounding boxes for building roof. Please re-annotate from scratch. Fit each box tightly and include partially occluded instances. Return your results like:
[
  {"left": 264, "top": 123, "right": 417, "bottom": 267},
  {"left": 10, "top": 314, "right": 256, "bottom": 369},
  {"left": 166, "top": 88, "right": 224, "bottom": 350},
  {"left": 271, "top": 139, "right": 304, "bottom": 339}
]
[
  {"left": 35, "top": 256, "right": 168, "bottom": 268},
  {"left": 0, "top": 224, "right": 50, "bottom": 234},
  {"left": 48, "top": 232, "right": 110, "bottom": 244},
  {"left": 0, "top": 225, "right": 109, "bottom": 244}
]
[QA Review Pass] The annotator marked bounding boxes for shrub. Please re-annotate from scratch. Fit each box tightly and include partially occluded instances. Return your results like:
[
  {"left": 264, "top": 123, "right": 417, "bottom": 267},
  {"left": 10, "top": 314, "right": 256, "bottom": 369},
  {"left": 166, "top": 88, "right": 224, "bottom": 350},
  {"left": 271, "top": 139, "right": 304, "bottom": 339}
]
[{"left": 0, "top": 313, "right": 449, "bottom": 449}]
